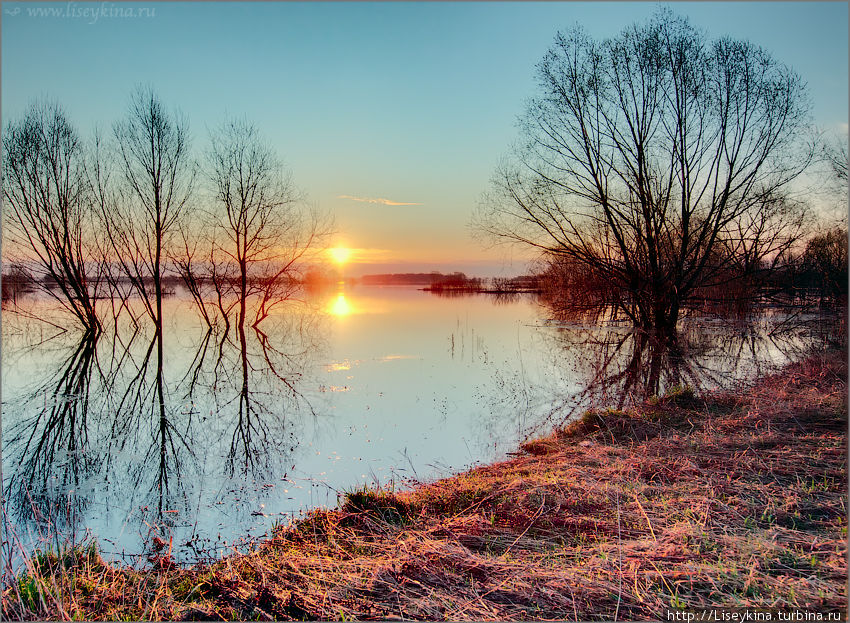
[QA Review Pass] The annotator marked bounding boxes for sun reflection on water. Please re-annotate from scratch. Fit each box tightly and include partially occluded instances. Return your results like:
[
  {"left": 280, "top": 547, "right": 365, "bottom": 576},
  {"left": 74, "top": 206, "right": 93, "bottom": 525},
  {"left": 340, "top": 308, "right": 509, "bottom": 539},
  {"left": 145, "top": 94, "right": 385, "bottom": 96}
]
[{"left": 329, "top": 293, "right": 352, "bottom": 317}]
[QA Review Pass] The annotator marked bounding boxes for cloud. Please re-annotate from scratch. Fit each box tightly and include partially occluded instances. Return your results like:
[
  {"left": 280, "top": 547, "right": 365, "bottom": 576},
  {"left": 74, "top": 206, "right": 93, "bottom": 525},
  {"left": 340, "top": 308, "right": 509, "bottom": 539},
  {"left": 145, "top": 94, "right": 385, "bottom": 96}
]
[{"left": 338, "top": 194, "right": 422, "bottom": 206}]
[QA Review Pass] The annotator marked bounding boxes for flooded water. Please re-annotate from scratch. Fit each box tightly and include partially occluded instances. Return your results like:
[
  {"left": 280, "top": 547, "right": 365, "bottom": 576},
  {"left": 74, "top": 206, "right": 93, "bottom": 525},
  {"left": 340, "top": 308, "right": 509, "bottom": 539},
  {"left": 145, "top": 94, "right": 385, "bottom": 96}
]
[{"left": 1, "top": 285, "right": 834, "bottom": 565}]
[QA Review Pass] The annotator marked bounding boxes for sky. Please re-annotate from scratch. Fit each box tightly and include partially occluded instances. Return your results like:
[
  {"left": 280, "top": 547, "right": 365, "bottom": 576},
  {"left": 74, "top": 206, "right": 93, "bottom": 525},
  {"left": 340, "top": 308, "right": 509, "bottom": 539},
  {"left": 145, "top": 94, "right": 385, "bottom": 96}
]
[{"left": 2, "top": 1, "right": 848, "bottom": 277}]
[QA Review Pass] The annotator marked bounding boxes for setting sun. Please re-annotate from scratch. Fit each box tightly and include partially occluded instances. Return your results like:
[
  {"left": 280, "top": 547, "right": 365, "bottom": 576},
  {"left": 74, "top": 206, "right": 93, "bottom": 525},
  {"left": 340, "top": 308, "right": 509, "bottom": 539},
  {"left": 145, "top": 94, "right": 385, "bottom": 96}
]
[{"left": 329, "top": 247, "right": 352, "bottom": 265}]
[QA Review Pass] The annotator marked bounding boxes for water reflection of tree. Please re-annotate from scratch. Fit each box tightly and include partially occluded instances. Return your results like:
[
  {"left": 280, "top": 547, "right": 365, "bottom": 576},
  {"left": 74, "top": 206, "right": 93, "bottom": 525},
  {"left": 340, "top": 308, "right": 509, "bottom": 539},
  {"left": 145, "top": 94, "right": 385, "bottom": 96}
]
[
  {"left": 480, "top": 300, "right": 830, "bottom": 442},
  {"left": 104, "top": 330, "right": 197, "bottom": 519},
  {"left": 184, "top": 298, "right": 324, "bottom": 479},
  {"left": 3, "top": 332, "right": 101, "bottom": 532},
  {"left": 4, "top": 291, "right": 324, "bottom": 557}
]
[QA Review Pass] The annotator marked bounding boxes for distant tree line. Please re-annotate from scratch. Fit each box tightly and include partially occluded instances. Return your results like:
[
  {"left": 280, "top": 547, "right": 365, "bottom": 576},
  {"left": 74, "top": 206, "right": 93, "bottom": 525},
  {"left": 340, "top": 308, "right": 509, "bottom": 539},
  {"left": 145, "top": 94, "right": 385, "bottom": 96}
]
[
  {"left": 422, "top": 273, "right": 484, "bottom": 292},
  {"left": 356, "top": 272, "right": 472, "bottom": 287},
  {"left": 353, "top": 272, "right": 540, "bottom": 293},
  {"left": 537, "top": 228, "right": 847, "bottom": 321}
]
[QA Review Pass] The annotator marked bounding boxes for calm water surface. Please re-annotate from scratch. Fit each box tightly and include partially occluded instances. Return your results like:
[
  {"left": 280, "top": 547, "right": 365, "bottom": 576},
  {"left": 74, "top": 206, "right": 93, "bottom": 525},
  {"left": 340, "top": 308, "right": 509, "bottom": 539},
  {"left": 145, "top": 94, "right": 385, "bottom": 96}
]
[{"left": 1, "top": 285, "right": 829, "bottom": 564}]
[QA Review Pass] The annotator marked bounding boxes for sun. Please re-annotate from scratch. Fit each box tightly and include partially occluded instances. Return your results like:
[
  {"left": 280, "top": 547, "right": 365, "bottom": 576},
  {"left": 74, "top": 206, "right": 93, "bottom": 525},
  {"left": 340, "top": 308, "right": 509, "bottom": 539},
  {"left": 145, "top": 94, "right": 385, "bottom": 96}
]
[{"left": 329, "top": 247, "right": 352, "bottom": 265}]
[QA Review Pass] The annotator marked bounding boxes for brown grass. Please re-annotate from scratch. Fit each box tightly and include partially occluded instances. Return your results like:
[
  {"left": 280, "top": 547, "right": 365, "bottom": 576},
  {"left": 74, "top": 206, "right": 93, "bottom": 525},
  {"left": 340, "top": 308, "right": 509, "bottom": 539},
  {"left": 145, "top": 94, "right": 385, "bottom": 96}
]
[{"left": 3, "top": 349, "right": 846, "bottom": 620}]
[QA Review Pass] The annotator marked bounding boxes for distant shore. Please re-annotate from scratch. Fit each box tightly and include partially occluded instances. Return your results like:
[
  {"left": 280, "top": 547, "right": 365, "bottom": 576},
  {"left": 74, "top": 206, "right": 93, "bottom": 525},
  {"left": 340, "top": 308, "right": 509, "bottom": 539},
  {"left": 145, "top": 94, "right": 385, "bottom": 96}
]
[
  {"left": 3, "top": 347, "right": 846, "bottom": 620},
  {"left": 420, "top": 286, "right": 542, "bottom": 294}
]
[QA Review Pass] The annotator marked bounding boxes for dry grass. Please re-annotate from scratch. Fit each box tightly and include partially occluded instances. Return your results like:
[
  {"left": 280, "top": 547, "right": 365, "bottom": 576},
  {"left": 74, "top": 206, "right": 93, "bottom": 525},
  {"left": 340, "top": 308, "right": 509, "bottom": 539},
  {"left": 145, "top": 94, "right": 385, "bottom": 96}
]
[{"left": 3, "top": 349, "right": 846, "bottom": 620}]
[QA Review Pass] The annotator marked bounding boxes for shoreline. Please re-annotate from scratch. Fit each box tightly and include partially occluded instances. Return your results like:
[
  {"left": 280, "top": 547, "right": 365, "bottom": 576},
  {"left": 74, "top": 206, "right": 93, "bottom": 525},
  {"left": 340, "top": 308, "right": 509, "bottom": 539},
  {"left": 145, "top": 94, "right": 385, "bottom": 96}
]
[{"left": 3, "top": 347, "right": 846, "bottom": 620}]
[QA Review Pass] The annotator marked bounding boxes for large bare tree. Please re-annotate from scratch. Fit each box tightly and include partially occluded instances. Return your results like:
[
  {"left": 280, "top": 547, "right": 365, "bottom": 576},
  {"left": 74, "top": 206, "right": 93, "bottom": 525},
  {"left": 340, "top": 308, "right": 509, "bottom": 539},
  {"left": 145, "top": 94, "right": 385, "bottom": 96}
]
[
  {"left": 3, "top": 100, "right": 103, "bottom": 333},
  {"left": 476, "top": 10, "right": 813, "bottom": 333}
]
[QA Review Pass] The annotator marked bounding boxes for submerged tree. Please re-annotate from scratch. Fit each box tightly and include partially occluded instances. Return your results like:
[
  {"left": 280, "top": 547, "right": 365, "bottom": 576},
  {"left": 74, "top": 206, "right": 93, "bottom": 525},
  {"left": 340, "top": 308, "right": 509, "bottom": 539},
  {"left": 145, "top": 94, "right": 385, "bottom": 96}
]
[
  {"left": 100, "top": 86, "right": 195, "bottom": 324},
  {"left": 476, "top": 9, "right": 813, "bottom": 333},
  {"left": 2, "top": 100, "right": 103, "bottom": 333},
  {"left": 96, "top": 86, "right": 196, "bottom": 446},
  {"left": 204, "top": 117, "right": 326, "bottom": 327}
]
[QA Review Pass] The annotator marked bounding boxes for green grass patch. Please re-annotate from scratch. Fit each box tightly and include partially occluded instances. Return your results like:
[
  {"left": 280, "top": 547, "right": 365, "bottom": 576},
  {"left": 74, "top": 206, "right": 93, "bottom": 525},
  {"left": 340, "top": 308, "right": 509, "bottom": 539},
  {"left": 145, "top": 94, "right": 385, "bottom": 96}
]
[{"left": 341, "top": 486, "right": 419, "bottom": 525}]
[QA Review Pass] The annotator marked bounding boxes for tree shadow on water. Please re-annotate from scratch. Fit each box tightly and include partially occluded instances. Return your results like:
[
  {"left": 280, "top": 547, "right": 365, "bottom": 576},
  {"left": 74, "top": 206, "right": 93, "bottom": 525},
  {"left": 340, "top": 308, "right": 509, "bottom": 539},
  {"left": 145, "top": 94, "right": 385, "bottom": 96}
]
[
  {"left": 2, "top": 293, "right": 326, "bottom": 564},
  {"left": 479, "top": 301, "right": 834, "bottom": 443},
  {"left": 3, "top": 331, "right": 101, "bottom": 535},
  {"left": 180, "top": 298, "right": 325, "bottom": 481}
]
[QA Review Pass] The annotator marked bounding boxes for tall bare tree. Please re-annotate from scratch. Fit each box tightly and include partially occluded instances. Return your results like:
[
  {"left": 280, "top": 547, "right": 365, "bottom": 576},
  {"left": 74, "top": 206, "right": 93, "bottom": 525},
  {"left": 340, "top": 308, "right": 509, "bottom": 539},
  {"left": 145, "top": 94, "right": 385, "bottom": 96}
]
[
  {"left": 816, "top": 132, "right": 848, "bottom": 228},
  {"left": 3, "top": 100, "right": 103, "bottom": 333},
  {"left": 205, "top": 117, "right": 325, "bottom": 328},
  {"left": 100, "top": 86, "right": 194, "bottom": 321},
  {"left": 476, "top": 10, "right": 813, "bottom": 333},
  {"left": 97, "top": 86, "right": 195, "bottom": 428}
]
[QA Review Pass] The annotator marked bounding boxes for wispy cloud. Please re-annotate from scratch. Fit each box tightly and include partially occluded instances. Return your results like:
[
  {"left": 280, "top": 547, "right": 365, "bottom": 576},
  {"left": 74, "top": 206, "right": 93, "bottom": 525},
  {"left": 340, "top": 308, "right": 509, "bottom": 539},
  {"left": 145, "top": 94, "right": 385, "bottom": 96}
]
[{"left": 338, "top": 194, "right": 422, "bottom": 206}]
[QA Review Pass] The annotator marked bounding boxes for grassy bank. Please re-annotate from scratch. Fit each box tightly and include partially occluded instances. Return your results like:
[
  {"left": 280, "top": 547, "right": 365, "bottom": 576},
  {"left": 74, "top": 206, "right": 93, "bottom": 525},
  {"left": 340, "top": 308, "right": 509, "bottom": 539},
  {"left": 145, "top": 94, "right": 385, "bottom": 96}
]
[{"left": 3, "top": 349, "right": 846, "bottom": 620}]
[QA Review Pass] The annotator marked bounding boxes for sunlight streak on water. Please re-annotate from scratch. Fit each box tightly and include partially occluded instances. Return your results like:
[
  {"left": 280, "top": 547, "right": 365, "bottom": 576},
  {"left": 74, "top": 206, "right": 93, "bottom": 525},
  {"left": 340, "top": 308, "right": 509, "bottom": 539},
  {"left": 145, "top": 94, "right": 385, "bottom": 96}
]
[
  {"left": 328, "top": 293, "right": 352, "bottom": 317},
  {"left": 325, "top": 360, "right": 354, "bottom": 372}
]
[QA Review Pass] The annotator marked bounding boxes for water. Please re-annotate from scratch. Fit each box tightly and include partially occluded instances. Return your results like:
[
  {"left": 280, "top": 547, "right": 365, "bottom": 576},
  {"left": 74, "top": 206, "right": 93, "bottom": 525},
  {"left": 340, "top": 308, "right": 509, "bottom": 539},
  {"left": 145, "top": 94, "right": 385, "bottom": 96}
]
[{"left": 1, "top": 284, "right": 832, "bottom": 565}]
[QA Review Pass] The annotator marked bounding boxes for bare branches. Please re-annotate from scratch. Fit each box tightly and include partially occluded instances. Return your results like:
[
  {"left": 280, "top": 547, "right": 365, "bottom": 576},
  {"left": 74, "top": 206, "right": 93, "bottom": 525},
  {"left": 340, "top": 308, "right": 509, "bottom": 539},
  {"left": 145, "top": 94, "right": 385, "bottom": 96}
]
[
  {"left": 102, "top": 86, "right": 196, "bottom": 325},
  {"left": 2, "top": 100, "right": 104, "bottom": 333},
  {"left": 203, "top": 117, "right": 330, "bottom": 326},
  {"left": 476, "top": 10, "right": 813, "bottom": 331},
  {"left": 823, "top": 136, "right": 848, "bottom": 184}
]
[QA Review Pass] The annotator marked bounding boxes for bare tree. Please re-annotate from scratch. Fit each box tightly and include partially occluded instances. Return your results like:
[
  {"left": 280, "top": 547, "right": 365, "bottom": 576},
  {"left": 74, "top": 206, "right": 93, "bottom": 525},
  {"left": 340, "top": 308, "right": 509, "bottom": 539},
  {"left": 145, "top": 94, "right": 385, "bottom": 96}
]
[
  {"left": 476, "top": 10, "right": 813, "bottom": 333},
  {"left": 3, "top": 100, "right": 103, "bottom": 333},
  {"left": 100, "top": 86, "right": 194, "bottom": 322},
  {"left": 172, "top": 229, "right": 217, "bottom": 329},
  {"left": 814, "top": 132, "right": 848, "bottom": 229},
  {"left": 205, "top": 117, "right": 326, "bottom": 329},
  {"left": 97, "top": 86, "right": 195, "bottom": 430},
  {"left": 823, "top": 134, "right": 848, "bottom": 184},
  {"left": 801, "top": 227, "right": 848, "bottom": 303}
]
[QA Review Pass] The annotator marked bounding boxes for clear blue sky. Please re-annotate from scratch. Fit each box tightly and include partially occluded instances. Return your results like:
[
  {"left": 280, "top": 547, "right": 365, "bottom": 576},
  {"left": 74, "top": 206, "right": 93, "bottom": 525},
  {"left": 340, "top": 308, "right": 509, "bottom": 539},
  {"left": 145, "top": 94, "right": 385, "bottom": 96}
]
[{"left": 3, "top": 2, "right": 847, "bottom": 276}]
